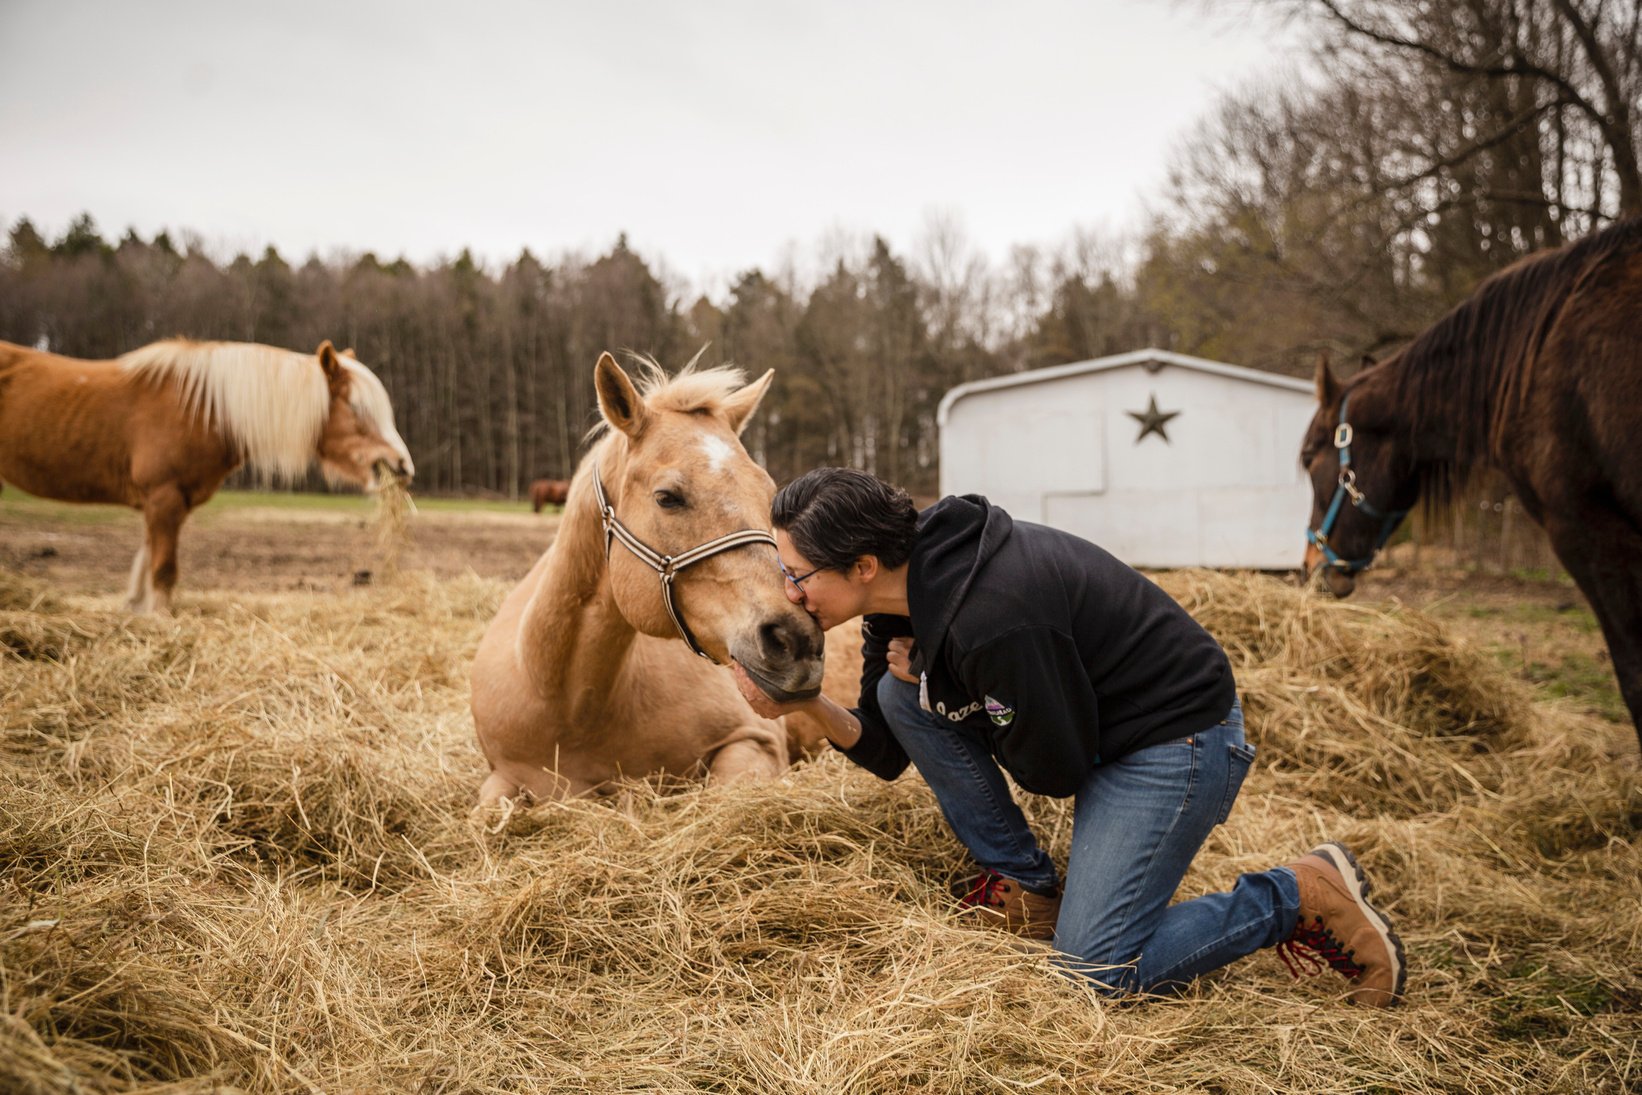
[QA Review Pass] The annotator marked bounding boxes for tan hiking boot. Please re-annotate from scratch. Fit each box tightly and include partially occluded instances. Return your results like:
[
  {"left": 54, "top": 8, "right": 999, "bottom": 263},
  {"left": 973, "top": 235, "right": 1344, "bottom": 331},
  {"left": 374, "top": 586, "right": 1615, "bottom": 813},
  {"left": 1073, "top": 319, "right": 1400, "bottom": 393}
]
[
  {"left": 1278, "top": 842, "right": 1407, "bottom": 1007},
  {"left": 955, "top": 868, "right": 1061, "bottom": 941}
]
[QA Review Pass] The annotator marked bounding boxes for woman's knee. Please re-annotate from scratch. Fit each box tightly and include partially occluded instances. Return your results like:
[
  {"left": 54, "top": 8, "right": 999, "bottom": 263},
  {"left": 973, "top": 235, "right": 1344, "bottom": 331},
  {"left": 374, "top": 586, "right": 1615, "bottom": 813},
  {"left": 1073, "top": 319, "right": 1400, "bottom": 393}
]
[{"left": 875, "top": 672, "right": 926, "bottom": 728}]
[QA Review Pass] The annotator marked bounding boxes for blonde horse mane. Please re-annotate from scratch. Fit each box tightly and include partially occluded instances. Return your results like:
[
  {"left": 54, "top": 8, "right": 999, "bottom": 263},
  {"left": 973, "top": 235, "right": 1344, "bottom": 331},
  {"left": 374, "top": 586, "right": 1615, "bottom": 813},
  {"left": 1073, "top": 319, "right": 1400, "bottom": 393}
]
[
  {"left": 584, "top": 349, "right": 748, "bottom": 445},
  {"left": 120, "top": 339, "right": 399, "bottom": 482}
]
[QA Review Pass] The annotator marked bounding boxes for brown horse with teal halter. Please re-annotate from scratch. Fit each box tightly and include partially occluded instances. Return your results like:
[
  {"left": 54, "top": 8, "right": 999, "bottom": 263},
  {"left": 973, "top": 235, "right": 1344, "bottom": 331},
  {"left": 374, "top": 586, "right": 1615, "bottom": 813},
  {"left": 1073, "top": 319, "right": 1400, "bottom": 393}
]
[
  {"left": 1304, "top": 393, "right": 1410, "bottom": 575},
  {"left": 1300, "top": 216, "right": 1642, "bottom": 753}
]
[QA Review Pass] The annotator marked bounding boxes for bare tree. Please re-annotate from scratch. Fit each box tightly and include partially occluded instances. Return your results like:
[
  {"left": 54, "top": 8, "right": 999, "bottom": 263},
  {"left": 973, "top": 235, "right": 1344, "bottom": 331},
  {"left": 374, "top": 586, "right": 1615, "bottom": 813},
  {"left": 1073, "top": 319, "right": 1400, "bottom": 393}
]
[{"left": 1281, "top": 0, "right": 1642, "bottom": 220}]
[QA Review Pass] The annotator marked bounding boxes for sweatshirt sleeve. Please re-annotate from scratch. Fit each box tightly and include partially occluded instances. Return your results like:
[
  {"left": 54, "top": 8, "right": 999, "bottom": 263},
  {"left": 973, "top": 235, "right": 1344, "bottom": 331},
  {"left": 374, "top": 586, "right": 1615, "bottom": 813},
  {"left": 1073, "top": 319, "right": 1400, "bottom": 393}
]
[
  {"left": 956, "top": 626, "right": 1101, "bottom": 797},
  {"left": 835, "top": 614, "right": 914, "bottom": 781}
]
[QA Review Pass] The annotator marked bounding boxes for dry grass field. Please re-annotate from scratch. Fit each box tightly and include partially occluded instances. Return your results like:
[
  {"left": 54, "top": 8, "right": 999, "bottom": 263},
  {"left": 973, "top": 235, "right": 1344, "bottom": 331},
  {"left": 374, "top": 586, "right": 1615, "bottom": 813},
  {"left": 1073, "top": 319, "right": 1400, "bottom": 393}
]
[{"left": 2, "top": 492, "right": 1639, "bottom": 1094}]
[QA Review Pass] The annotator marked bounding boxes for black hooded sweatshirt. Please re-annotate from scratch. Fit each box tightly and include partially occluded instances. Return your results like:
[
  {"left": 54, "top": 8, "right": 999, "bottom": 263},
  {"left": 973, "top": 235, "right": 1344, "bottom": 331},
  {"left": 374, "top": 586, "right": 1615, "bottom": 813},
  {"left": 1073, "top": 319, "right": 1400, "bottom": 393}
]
[{"left": 838, "top": 495, "right": 1236, "bottom": 798}]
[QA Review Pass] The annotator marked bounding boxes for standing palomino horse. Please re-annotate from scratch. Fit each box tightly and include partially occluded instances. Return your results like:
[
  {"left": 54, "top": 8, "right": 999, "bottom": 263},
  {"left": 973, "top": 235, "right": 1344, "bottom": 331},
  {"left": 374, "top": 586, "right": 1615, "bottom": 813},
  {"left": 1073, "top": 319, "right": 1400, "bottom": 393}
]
[
  {"left": 0, "top": 338, "right": 413, "bottom": 614},
  {"left": 1301, "top": 216, "right": 1642, "bottom": 752},
  {"left": 470, "top": 352, "right": 826, "bottom": 805}
]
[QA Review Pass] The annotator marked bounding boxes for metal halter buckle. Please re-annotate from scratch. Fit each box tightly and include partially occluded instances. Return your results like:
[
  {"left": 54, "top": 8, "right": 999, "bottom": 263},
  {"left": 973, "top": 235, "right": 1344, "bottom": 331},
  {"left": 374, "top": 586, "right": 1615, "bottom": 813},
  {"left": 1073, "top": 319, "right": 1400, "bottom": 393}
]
[{"left": 1339, "top": 467, "right": 1366, "bottom": 506}]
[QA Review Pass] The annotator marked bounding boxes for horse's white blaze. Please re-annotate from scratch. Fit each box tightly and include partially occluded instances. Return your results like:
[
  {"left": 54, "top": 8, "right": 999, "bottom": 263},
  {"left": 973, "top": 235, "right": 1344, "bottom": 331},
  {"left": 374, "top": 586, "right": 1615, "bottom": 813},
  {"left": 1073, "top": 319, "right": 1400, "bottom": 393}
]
[{"left": 699, "top": 434, "right": 735, "bottom": 475}]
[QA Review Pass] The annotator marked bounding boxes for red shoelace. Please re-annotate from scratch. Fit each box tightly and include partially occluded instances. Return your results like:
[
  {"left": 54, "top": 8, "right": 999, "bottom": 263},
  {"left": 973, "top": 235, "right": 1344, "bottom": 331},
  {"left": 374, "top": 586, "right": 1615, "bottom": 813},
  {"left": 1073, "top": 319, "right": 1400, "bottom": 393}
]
[
  {"left": 1276, "top": 917, "right": 1364, "bottom": 980},
  {"left": 957, "top": 868, "right": 1007, "bottom": 908}
]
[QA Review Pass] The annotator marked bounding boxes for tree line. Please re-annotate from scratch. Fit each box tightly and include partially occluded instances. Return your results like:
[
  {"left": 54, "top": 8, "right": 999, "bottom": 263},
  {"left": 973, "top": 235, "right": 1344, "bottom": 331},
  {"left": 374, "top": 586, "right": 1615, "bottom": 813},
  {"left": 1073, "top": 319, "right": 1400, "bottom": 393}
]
[{"left": 2, "top": 0, "right": 1634, "bottom": 498}]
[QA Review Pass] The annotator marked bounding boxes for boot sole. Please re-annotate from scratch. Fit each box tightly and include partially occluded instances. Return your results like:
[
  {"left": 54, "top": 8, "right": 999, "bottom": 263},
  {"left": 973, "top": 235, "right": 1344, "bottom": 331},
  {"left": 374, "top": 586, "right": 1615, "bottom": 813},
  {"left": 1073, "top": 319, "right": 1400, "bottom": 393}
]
[{"left": 1314, "top": 841, "right": 1407, "bottom": 1005}]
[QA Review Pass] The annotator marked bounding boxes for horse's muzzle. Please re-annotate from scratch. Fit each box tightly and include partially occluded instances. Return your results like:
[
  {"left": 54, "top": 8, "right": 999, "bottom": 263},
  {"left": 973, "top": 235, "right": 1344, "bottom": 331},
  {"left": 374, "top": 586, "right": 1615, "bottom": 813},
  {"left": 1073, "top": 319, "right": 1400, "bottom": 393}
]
[
  {"left": 735, "top": 657, "right": 824, "bottom": 704},
  {"left": 373, "top": 458, "right": 414, "bottom": 486},
  {"left": 1303, "top": 542, "right": 1358, "bottom": 598},
  {"left": 733, "top": 618, "right": 825, "bottom": 703},
  {"left": 1322, "top": 569, "right": 1357, "bottom": 598}
]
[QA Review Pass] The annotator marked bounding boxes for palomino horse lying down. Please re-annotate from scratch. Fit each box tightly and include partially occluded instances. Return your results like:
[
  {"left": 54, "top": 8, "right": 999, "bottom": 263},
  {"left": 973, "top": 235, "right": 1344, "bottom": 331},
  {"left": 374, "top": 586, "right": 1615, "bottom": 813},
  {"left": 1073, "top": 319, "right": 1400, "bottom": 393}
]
[
  {"left": 0, "top": 338, "right": 413, "bottom": 614},
  {"left": 470, "top": 352, "right": 826, "bottom": 805}
]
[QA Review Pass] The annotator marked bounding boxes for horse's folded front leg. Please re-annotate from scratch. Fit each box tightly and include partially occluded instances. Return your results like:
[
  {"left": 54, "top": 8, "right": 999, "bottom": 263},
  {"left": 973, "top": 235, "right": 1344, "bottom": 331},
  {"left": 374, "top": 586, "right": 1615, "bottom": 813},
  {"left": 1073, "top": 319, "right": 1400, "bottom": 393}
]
[
  {"left": 475, "top": 764, "right": 585, "bottom": 808},
  {"left": 705, "top": 731, "right": 786, "bottom": 786}
]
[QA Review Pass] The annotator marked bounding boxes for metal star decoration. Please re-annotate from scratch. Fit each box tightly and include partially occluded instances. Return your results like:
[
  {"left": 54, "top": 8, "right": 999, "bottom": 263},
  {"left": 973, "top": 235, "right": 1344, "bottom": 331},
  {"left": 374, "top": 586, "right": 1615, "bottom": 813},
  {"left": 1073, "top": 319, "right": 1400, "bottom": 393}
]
[{"left": 1127, "top": 393, "right": 1181, "bottom": 444}]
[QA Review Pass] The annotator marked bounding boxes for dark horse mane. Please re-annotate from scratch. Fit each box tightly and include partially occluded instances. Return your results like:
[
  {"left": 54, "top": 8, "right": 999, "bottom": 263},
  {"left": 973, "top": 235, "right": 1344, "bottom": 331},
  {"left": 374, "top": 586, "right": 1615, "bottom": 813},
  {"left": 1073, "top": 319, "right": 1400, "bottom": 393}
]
[{"left": 1389, "top": 217, "right": 1642, "bottom": 510}]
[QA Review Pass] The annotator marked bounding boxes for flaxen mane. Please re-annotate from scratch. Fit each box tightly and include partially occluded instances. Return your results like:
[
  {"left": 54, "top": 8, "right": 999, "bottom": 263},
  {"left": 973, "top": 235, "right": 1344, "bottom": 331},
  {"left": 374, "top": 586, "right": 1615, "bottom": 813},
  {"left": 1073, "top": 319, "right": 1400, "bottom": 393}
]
[
  {"left": 121, "top": 340, "right": 328, "bottom": 480},
  {"left": 120, "top": 339, "right": 401, "bottom": 482},
  {"left": 583, "top": 349, "right": 748, "bottom": 445}
]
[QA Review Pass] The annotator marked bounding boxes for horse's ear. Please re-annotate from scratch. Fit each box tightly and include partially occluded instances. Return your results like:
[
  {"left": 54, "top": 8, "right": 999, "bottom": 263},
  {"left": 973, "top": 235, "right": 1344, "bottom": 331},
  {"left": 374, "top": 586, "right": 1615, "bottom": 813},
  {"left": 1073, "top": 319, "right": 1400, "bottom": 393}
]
[
  {"left": 722, "top": 369, "right": 774, "bottom": 435},
  {"left": 595, "top": 352, "right": 647, "bottom": 438},
  {"left": 316, "top": 341, "right": 343, "bottom": 382},
  {"left": 1314, "top": 353, "right": 1340, "bottom": 406},
  {"left": 342, "top": 347, "right": 357, "bottom": 359}
]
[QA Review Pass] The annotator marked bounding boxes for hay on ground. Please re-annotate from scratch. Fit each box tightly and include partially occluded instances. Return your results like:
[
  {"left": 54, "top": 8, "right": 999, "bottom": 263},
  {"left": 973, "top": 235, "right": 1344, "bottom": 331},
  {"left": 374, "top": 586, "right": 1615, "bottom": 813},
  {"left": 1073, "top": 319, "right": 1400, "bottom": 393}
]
[{"left": 0, "top": 569, "right": 1637, "bottom": 1094}]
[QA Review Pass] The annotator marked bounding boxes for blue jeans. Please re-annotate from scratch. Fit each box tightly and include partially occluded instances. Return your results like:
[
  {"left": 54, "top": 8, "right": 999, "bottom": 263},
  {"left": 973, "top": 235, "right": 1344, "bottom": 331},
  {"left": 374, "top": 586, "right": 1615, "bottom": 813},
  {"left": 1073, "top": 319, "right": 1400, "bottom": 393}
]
[{"left": 877, "top": 674, "right": 1300, "bottom": 996}]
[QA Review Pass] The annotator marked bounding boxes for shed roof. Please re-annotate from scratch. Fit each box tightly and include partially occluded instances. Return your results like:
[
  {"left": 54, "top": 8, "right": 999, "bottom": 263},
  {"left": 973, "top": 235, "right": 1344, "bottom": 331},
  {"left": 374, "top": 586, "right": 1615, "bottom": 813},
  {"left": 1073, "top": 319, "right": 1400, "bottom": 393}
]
[{"left": 937, "top": 348, "right": 1314, "bottom": 428}]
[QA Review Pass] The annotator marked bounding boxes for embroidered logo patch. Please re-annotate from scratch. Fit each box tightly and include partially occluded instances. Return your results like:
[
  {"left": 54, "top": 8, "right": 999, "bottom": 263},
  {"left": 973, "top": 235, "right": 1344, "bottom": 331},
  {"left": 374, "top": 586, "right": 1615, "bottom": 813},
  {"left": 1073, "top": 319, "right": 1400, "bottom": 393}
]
[{"left": 985, "top": 695, "right": 1015, "bottom": 727}]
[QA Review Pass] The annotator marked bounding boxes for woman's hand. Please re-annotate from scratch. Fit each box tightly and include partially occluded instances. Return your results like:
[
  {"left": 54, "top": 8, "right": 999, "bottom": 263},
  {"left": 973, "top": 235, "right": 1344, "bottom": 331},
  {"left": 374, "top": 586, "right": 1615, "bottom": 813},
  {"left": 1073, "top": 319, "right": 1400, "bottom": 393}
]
[
  {"left": 886, "top": 636, "right": 919, "bottom": 684},
  {"left": 730, "top": 661, "right": 814, "bottom": 720},
  {"left": 732, "top": 662, "right": 863, "bottom": 749}
]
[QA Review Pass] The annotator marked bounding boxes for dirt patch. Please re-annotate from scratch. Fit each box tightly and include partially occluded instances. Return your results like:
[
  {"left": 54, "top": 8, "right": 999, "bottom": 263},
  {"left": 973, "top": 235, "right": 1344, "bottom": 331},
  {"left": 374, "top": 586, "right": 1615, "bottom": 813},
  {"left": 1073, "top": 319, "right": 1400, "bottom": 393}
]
[{"left": 0, "top": 501, "right": 558, "bottom": 598}]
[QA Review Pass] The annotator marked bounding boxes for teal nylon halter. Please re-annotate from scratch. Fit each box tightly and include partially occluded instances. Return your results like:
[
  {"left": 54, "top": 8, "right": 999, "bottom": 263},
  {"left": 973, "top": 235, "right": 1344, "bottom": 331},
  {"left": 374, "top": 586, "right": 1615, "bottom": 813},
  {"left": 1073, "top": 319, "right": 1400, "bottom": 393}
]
[{"left": 1305, "top": 394, "right": 1410, "bottom": 574}]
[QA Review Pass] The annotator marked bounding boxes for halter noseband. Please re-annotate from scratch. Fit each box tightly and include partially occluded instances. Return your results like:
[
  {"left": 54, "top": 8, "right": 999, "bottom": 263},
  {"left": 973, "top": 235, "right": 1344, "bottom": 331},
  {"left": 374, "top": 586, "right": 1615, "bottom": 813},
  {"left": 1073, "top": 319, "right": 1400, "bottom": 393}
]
[
  {"left": 1305, "top": 394, "right": 1410, "bottom": 575},
  {"left": 592, "top": 467, "right": 778, "bottom": 662}
]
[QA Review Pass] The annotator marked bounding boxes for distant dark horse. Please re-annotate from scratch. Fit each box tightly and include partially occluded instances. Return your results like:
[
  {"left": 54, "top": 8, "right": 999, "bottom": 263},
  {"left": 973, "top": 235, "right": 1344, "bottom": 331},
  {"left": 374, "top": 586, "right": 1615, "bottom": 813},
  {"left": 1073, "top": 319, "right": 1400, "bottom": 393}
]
[
  {"left": 529, "top": 478, "right": 570, "bottom": 513},
  {"left": 1301, "top": 217, "right": 1642, "bottom": 752}
]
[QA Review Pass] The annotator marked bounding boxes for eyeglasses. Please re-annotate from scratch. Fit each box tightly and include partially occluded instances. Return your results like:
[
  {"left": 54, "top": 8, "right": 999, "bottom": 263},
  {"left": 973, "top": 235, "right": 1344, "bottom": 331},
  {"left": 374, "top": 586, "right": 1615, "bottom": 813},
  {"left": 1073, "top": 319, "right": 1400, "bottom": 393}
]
[{"left": 779, "top": 558, "right": 824, "bottom": 594}]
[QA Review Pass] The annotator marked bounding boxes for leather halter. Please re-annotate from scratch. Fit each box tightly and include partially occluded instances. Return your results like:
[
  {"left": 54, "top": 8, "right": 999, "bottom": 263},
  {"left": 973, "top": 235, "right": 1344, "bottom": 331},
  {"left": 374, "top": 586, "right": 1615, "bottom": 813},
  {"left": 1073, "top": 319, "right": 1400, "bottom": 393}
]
[
  {"left": 592, "top": 467, "right": 777, "bottom": 662},
  {"left": 1305, "top": 394, "right": 1409, "bottom": 574}
]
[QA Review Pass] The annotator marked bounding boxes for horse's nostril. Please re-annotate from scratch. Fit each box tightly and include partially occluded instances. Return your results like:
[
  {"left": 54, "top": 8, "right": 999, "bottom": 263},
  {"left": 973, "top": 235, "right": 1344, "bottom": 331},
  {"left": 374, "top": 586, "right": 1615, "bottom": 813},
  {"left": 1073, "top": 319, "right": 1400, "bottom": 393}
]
[
  {"left": 760, "top": 621, "right": 793, "bottom": 660},
  {"left": 762, "top": 618, "right": 822, "bottom": 663}
]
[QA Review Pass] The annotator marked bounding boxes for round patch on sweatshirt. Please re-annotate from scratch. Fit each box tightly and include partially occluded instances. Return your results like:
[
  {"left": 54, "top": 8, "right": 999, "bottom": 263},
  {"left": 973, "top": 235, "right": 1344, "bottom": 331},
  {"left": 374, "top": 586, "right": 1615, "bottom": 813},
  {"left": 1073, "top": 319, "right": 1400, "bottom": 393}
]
[{"left": 984, "top": 695, "right": 1015, "bottom": 727}]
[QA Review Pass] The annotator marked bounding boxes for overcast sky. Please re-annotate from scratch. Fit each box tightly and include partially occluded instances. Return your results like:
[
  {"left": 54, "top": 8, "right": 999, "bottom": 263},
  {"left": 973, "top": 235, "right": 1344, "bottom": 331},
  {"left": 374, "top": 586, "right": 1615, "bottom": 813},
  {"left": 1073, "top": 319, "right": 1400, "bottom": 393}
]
[{"left": 0, "top": 0, "right": 1300, "bottom": 293}]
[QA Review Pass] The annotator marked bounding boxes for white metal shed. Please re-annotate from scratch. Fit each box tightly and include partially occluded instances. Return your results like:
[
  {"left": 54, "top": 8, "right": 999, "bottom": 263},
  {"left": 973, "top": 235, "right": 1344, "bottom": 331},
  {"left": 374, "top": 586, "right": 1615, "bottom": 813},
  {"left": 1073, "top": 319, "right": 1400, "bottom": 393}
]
[{"left": 937, "top": 348, "right": 1316, "bottom": 569}]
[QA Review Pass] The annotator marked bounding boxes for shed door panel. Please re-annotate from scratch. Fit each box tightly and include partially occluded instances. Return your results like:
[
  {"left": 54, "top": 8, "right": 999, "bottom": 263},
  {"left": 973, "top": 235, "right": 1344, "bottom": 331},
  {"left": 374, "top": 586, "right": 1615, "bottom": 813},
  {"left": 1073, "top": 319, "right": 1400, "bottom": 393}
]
[
  {"left": 1011, "top": 406, "right": 1106, "bottom": 495},
  {"left": 1044, "top": 491, "right": 1201, "bottom": 568},
  {"left": 1198, "top": 483, "right": 1314, "bottom": 569}
]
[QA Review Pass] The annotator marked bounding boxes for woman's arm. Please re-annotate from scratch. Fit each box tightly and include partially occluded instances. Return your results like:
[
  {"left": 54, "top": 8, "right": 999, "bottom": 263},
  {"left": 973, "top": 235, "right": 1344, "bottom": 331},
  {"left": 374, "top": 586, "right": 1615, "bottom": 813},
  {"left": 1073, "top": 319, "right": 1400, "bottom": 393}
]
[{"left": 730, "top": 663, "right": 863, "bottom": 749}]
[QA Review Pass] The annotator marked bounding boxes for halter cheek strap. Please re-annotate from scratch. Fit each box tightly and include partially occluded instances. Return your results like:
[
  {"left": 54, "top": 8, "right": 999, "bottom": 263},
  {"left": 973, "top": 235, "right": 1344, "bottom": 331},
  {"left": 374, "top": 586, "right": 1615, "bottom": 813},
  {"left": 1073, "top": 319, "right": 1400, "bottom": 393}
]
[
  {"left": 592, "top": 467, "right": 778, "bottom": 662},
  {"left": 1305, "top": 394, "right": 1410, "bottom": 574}
]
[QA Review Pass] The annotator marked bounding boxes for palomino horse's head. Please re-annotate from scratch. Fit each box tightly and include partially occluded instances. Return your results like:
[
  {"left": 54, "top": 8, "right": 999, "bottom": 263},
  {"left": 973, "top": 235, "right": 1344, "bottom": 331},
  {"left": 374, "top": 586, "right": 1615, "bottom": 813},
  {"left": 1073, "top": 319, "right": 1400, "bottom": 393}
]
[
  {"left": 1301, "top": 355, "right": 1415, "bottom": 597},
  {"left": 592, "top": 351, "right": 825, "bottom": 702},
  {"left": 314, "top": 341, "right": 414, "bottom": 489}
]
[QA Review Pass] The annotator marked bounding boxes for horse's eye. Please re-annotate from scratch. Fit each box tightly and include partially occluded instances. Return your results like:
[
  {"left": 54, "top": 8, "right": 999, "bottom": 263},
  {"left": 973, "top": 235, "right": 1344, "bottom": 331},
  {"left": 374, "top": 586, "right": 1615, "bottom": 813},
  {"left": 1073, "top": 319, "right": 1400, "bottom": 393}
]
[{"left": 655, "top": 490, "right": 685, "bottom": 510}]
